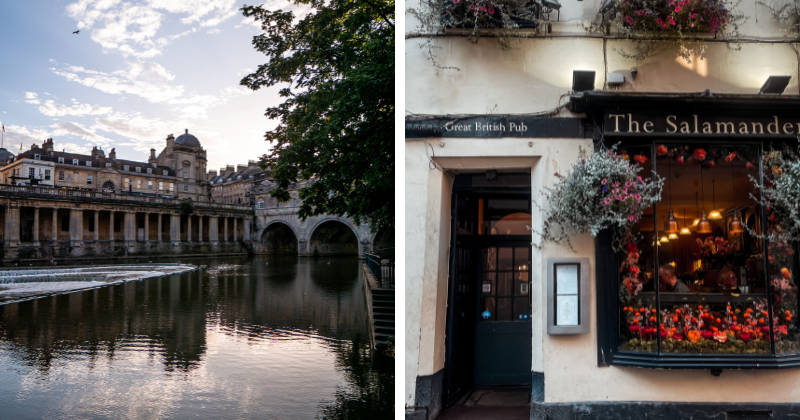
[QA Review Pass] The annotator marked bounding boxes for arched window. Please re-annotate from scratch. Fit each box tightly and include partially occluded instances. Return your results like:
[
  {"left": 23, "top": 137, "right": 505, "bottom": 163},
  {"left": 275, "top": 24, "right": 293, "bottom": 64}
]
[
  {"left": 102, "top": 181, "right": 115, "bottom": 193},
  {"left": 257, "top": 199, "right": 265, "bottom": 209}
]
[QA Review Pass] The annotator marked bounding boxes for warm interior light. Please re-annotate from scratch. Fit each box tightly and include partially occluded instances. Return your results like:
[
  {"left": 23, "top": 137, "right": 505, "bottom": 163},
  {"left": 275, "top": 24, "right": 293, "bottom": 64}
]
[
  {"left": 660, "top": 236, "right": 669, "bottom": 243},
  {"left": 665, "top": 209, "right": 679, "bottom": 234},
  {"left": 708, "top": 210, "right": 722, "bottom": 220},
  {"left": 697, "top": 211, "right": 713, "bottom": 234},
  {"left": 693, "top": 219, "right": 700, "bottom": 226},
  {"left": 730, "top": 211, "right": 745, "bottom": 234},
  {"left": 668, "top": 232, "right": 678, "bottom": 240},
  {"left": 679, "top": 227, "right": 692, "bottom": 235}
]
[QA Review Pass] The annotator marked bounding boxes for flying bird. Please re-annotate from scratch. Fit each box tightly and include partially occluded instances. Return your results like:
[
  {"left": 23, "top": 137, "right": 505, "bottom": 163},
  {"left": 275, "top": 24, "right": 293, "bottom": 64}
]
[{"left": 72, "top": 30, "right": 80, "bottom": 34}]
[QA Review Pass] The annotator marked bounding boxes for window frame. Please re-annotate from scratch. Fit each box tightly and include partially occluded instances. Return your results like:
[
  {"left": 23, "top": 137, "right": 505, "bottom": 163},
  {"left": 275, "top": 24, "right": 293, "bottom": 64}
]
[{"left": 596, "top": 138, "right": 800, "bottom": 369}]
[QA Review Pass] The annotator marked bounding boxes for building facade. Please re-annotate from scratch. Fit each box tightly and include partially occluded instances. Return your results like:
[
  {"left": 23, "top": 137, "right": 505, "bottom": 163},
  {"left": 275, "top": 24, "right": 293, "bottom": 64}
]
[{"left": 407, "top": 2, "right": 800, "bottom": 419}]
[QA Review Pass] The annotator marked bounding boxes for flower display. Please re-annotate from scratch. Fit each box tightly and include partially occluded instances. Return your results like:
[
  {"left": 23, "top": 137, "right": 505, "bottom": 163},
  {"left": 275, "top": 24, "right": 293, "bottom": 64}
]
[
  {"left": 533, "top": 145, "right": 663, "bottom": 252},
  {"left": 694, "top": 236, "right": 736, "bottom": 259},
  {"left": 617, "top": 0, "right": 730, "bottom": 34}
]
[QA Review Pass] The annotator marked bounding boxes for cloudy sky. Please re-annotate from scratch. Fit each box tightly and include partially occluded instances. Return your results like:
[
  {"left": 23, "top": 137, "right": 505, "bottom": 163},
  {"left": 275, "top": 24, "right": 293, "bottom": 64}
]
[{"left": 0, "top": 0, "right": 294, "bottom": 171}]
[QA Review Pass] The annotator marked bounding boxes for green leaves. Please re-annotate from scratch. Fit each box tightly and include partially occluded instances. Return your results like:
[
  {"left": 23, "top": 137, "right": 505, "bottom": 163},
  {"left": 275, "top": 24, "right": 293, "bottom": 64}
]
[{"left": 241, "top": 0, "right": 394, "bottom": 231}]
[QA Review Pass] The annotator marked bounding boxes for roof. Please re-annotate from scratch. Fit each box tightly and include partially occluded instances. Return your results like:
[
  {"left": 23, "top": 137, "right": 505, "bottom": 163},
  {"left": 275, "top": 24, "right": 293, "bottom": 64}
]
[
  {"left": 0, "top": 148, "right": 15, "bottom": 160},
  {"left": 175, "top": 130, "right": 201, "bottom": 147}
]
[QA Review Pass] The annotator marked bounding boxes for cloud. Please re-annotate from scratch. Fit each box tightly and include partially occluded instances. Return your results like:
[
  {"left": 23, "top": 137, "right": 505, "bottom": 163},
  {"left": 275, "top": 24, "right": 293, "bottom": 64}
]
[
  {"left": 124, "top": 59, "right": 175, "bottom": 81},
  {"left": 38, "top": 100, "right": 112, "bottom": 117},
  {"left": 24, "top": 92, "right": 40, "bottom": 105},
  {"left": 53, "top": 64, "right": 186, "bottom": 103},
  {"left": 51, "top": 121, "right": 115, "bottom": 148},
  {"left": 66, "top": 0, "right": 239, "bottom": 57},
  {"left": 207, "top": 28, "right": 221, "bottom": 34}
]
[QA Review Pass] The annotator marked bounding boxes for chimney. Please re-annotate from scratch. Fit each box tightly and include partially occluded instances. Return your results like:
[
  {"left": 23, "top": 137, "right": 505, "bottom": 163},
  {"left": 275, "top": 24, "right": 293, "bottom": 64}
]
[
  {"left": 109, "top": 148, "right": 116, "bottom": 160},
  {"left": 91, "top": 146, "right": 105, "bottom": 159},
  {"left": 42, "top": 138, "right": 54, "bottom": 154},
  {"left": 166, "top": 134, "right": 174, "bottom": 148},
  {"left": 149, "top": 148, "right": 157, "bottom": 164},
  {"left": 237, "top": 164, "right": 246, "bottom": 172},
  {"left": 248, "top": 160, "right": 258, "bottom": 168},
  {"left": 219, "top": 167, "right": 227, "bottom": 177},
  {"left": 208, "top": 170, "right": 217, "bottom": 180},
  {"left": 226, "top": 165, "right": 235, "bottom": 174}
]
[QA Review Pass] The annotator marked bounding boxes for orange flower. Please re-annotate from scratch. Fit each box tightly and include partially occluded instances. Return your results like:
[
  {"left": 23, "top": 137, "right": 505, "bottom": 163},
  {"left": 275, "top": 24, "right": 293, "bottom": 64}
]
[
  {"left": 759, "top": 318, "right": 765, "bottom": 324},
  {"left": 744, "top": 313, "right": 750, "bottom": 318},
  {"left": 651, "top": 309, "right": 656, "bottom": 313},
  {"left": 698, "top": 305, "right": 703, "bottom": 310},
  {"left": 733, "top": 316, "right": 737, "bottom": 321},
  {"left": 673, "top": 316, "right": 679, "bottom": 322},
  {"left": 635, "top": 312, "right": 640, "bottom": 317},
  {"left": 675, "top": 309, "right": 681, "bottom": 314},
  {"left": 687, "top": 330, "right": 702, "bottom": 342},
  {"left": 633, "top": 155, "right": 648, "bottom": 164},
  {"left": 692, "top": 317, "right": 698, "bottom": 323},
  {"left": 746, "top": 308, "right": 753, "bottom": 313},
  {"left": 772, "top": 166, "right": 782, "bottom": 175},
  {"left": 693, "top": 149, "right": 706, "bottom": 161},
  {"left": 782, "top": 268, "right": 792, "bottom": 279},
  {"left": 713, "top": 331, "right": 728, "bottom": 343},
  {"left": 786, "top": 310, "right": 792, "bottom": 316},
  {"left": 716, "top": 318, "right": 721, "bottom": 323}
]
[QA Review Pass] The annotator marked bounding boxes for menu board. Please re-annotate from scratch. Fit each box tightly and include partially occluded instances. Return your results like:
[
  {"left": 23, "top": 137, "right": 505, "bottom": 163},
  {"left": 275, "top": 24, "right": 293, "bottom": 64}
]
[{"left": 555, "top": 263, "right": 580, "bottom": 326}]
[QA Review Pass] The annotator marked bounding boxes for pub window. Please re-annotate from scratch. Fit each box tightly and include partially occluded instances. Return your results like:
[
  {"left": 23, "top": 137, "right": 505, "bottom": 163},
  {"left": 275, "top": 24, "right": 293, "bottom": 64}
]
[
  {"left": 44, "top": 169, "right": 50, "bottom": 180},
  {"left": 607, "top": 142, "right": 800, "bottom": 365}
]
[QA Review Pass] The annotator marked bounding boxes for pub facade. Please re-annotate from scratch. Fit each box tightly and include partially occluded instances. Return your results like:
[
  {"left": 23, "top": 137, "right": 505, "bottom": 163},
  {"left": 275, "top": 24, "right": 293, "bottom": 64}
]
[{"left": 405, "top": 1, "right": 800, "bottom": 419}]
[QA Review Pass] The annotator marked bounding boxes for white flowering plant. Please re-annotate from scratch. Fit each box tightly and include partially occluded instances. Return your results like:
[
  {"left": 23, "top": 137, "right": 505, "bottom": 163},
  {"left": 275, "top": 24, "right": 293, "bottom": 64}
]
[
  {"left": 751, "top": 147, "right": 800, "bottom": 244},
  {"left": 532, "top": 145, "right": 663, "bottom": 251}
]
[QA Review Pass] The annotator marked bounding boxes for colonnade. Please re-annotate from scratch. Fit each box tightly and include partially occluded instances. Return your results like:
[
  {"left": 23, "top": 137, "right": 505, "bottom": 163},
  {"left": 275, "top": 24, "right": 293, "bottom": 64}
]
[{"left": 2, "top": 205, "right": 250, "bottom": 247}]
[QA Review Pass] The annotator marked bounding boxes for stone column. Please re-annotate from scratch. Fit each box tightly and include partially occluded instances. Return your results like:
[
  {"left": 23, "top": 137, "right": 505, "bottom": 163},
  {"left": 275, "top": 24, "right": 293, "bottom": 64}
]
[
  {"left": 33, "top": 207, "right": 40, "bottom": 246},
  {"left": 93, "top": 211, "right": 99, "bottom": 242},
  {"left": 124, "top": 212, "right": 135, "bottom": 244},
  {"left": 109, "top": 211, "right": 115, "bottom": 241},
  {"left": 157, "top": 214, "right": 162, "bottom": 242},
  {"left": 243, "top": 218, "right": 251, "bottom": 242},
  {"left": 209, "top": 216, "right": 219, "bottom": 244},
  {"left": 69, "top": 209, "right": 83, "bottom": 246},
  {"left": 198, "top": 216, "right": 203, "bottom": 243},
  {"left": 233, "top": 218, "right": 238, "bottom": 243},
  {"left": 187, "top": 215, "right": 192, "bottom": 243},
  {"left": 4, "top": 204, "right": 20, "bottom": 247},
  {"left": 223, "top": 217, "right": 228, "bottom": 243},
  {"left": 170, "top": 214, "right": 180, "bottom": 245},
  {"left": 52, "top": 208, "right": 58, "bottom": 241},
  {"left": 144, "top": 213, "right": 149, "bottom": 242}
]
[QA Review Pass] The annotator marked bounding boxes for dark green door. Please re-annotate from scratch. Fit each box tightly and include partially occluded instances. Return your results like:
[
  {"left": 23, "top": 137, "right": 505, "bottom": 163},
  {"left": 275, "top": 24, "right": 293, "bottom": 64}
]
[{"left": 474, "top": 244, "right": 532, "bottom": 385}]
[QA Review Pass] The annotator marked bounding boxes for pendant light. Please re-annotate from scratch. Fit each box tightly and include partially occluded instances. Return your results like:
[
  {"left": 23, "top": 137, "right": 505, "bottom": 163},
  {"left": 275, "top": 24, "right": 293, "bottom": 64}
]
[
  {"left": 709, "top": 179, "right": 722, "bottom": 220},
  {"left": 664, "top": 157, "right": 679, "bottom": 234},
  {"left": 697, "top": 167, "right": 713, "bottom": 234},
  {"left": 660, "top": 215, "right": 670, "bottom": 242},
  {"left": 693, "top": 191, "right": 700, "bottom": 226},
  {"left": 679, "top": 206, "right": 691, "bottom": 235},
  {"left": 729, "top": 161, "right": 745, "bottom": 234}
]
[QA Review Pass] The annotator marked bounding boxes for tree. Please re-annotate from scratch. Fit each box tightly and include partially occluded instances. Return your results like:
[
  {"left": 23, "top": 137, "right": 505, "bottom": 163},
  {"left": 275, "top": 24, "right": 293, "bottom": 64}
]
[{"left": 240, "top": 0, "right": 394, "bottom": 231}]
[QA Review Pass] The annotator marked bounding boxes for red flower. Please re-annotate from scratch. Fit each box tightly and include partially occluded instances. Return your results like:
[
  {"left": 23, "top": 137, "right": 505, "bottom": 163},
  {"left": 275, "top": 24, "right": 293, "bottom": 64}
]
[
  {"left": 629, "top": 325, "right": 640, "bottom": 333},
  {"left": 739, "top": 332, "right": 751, "bottom": 341},
  {"left": 633, "top": 155, "right": 648, "bottom": 164},
  {"left": 676, "top": 156, "right": 685, "bottom": 164},
  {"left": 724, "top": 152, "right": 736, "bottom": 162},
  {"left": 746, "top": 162, "right": 755, "bottom": 170},
  {"left": 707, "top": 160, "right": 716, "bottom": 167},
  {"left": 693, "top": 149, "right": 706, "bottom": 161},
  {"left": 672, "top": 333, "right": 684, "bottom": 341},
  {"left": 702, "top": 330, "right": 713, "bottom": 339},
  {"left": 656, "top": 145, "right": 668, "bottom": 156}
]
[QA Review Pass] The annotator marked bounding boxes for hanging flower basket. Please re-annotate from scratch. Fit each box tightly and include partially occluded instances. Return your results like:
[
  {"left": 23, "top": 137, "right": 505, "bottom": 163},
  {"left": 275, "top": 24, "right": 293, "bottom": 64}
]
[
  {"left": 617, "top": 0, "right": 730, "bottom": 34},
  {"left": 532, "top": 145, "right": 663, "bottom": 251},
  {"left": 441, "top": 0, "right": 541, "bottom": 32}
]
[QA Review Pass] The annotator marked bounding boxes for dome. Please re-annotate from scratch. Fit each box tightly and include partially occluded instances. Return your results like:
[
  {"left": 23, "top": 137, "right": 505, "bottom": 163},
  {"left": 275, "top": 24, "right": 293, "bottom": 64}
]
[
  {"left": 175, "top": 129, "right": 201, "bottom": 146},
  {"left": 0, "top": 148, "right": 15, "bottom": 160}
]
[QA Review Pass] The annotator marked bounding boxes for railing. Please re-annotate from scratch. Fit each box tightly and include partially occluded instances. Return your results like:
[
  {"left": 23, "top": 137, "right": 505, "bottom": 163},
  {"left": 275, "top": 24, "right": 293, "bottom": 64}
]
[
  {"left": 366, "top": 252, "right": 394, "bottom": 289},
  {"left": 0, "top": 184, "right": 250, "bottom": 212}
]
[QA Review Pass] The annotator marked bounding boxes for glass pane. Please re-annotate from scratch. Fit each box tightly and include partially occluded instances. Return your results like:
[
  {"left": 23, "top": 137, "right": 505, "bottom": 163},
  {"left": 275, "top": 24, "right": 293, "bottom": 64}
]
[
  {"left": 483, "top": 247, "right": 497, "bottom": 271},
  {"left": 481, "top": 297, "right": 496, "bottom": 321},
  {"left": 514, "top": 296, "right": 530, "bottom": 321},
  {"left": 496, "top": 297, "right": 513, "bottom": 321},
  {"left": 498, "top": 248, "right": 513, "bottom": 271},
  {"left": 515, "top": 272, "right": 529, "bottom": 296},
  {"left": 514, "top": 247, "right": 529, "bottom": 271},
  {"left": 618, "top": 145, "right": 657, "bottom": 353},
  {"left": 485, "top": 199, "right": 532, "bottom": 236},
  {"left": 497, "top": 272, "right": 512, "bottom": 296},
  {"left": 654, "top": 143, "right": 768, "bottom": 354},
  {"left": 769, "top": 240, "right": 800, "bottom": 354},
  {"left": 482, "top": 273, "right": 496, "bottom": 296}
]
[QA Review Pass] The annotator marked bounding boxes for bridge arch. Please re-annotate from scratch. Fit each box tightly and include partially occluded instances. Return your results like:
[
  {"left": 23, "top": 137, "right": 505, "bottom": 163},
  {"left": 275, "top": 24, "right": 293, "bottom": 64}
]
[
  {"left": 307, "top": 218, "right": 359, "bottom": 256},
  {"left": 260, "top": 220, "right": 299, "bottom": 254},
  {"left": 371, "top": 226, "right": 394, "bottom": 255}
]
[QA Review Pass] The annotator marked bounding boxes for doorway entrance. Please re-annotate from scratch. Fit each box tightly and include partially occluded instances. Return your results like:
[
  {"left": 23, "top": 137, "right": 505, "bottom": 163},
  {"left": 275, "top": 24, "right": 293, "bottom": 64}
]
[{"left": 443, "top": 173, "right": 533, "bottom": 408}]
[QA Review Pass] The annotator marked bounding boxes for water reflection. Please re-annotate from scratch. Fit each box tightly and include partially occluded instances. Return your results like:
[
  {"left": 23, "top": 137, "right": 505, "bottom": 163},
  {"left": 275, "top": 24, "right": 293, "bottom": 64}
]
[{"left": 0, "top": 256, "right": 393, "bottom": 419}]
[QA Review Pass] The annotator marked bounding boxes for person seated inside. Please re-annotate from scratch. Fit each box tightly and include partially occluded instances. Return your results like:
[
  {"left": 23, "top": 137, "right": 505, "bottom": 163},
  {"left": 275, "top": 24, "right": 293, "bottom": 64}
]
[{"left": 659, "top": 264, "right": 690, "bottom": 293}]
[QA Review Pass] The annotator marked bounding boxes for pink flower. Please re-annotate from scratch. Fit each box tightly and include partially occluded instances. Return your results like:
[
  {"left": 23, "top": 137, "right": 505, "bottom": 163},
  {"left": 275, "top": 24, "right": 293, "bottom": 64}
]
[
  {"left": 708, "top": 160, "right": 716, "bottom": 167},
  {"left": 691, "top": 13, "right": 697, "bottom": 18},
  {"left": 657, "top": 18, "right": 664, "bottom": 26},
  {"left": 670, "top": 18, "right": 676, "bottom": 26},
  {"left": 746, "top": 162, "right": 755, "bottom": 170},
  {"left": 676, "top": 156, "right": 685, "bottom": 164},
  {"left": 487, "top": 4, "right": 494, "bottom": 14},
  {"left": 622, "top": 188, "right": 628, "bottom": 194},
  {"left": 675, "top": 6, "right": 681, "bottom": 11},
  {"left": 615, "top": 195, "right": 621, "bottom": 200},
  {"left": 635, "top": 194, "right": 642, "bottom": 200},
  {"left": 601, "top": 179, "right": 607, "bottom": 185},
  {"left": 625, "top": 181, "right": 632, "bottom": 187},
  {"left": 604, "top": 198, "right": 612, "bottom": 205},
  {"left": 628, "top": 216, "right": 635, "bottom": 222}
]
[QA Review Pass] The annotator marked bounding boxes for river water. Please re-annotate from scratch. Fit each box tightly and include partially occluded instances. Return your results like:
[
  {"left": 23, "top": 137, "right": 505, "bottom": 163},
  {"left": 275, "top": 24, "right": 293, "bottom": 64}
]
[{"left": 0, "top": 256, "right": 393, "bottom": 419}]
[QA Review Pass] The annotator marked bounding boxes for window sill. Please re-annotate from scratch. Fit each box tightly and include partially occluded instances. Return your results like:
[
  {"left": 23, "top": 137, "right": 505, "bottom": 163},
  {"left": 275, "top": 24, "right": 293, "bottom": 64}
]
[{"left": 611, "top": 349, "right": 800, "bottom": 369}]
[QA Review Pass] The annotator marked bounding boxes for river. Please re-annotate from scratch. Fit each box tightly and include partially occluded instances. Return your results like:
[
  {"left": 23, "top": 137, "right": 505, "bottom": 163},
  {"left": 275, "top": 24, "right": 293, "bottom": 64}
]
[{"left": 0, "top": 255, "right": 393, "bottom": 419}]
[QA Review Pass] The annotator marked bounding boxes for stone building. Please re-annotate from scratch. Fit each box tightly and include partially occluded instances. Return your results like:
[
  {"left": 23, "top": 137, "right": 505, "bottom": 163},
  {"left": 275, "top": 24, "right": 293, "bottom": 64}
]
[{"left": 208, "top": 161, "right": 263, "bottom": 205}]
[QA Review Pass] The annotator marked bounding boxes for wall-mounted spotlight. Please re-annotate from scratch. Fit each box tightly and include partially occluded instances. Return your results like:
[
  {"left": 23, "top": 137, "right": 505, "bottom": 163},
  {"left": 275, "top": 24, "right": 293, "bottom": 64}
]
[
  {"left": 759, "top": 75, "right": 792, "bottom": 94},
  {"left": 572, "top": 70, "right": 596, "bottom": 92},
  {"left": 630, "top": 67, "right": 638, "bottom": 82}
]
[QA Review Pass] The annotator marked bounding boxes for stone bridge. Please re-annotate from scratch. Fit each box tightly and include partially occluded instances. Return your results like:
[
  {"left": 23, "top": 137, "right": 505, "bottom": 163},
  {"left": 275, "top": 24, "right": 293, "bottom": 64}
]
[{"left": 253, "top": 207, "right": 393, "bottom": 258}]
